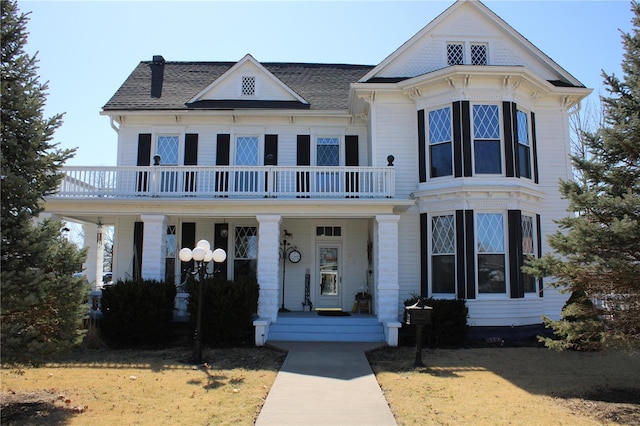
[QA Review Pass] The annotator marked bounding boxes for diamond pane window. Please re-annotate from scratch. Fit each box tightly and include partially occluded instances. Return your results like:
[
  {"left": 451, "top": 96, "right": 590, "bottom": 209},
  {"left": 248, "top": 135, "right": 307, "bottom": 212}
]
[
  {"left": 317, "top": 137, "right": 339, "bottom": 166},
  {"left": 157, "top": 136, "right": 179, "bottom": 165},
  {"left": 235, "top": 227, "right": 257, "bottom": 259},
  {"left": 521, "top": 215, "right": 536, "bottom": 293},
  {"left": 429, "top": 107, "right": 453, "bottom": 177},
  {"left": 447, "top": 43, "right": 464, "bottom": 65},
  {"left": 471, "top": 44, "right": 487, "bottom": 65},
  {"left": 242, "top": 76, "right": 255, "bottom": 96},
  {"left": 477, "top": 213, "right": 504, "bottom": 253},
  {"left": 473, "top": 105, "right": 500, "bottom": 139},
  {"left": 431, "top": 215, "right": 455, "bottom": 294},
  {"left": 477, "top": 213, "right": 505, "bottom": 293},
  {"left": 432, "top": 215, "right": 455, "bottom": 254},
  {"left": 473, "top": 105, "right": 502, "bottom": 174},
  {"left": 236, "top": 137, "right": 258, "bottom": 165},
  {"left": 517, "top": 110, "right": 532, "bottom": 178}
]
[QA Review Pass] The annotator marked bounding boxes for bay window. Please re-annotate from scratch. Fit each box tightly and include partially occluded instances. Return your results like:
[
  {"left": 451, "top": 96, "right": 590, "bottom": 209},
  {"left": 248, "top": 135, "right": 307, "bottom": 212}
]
[
  {"left": 473, "top": 104, "right": 502, "bottom": 175},
  {"left": 431, "top": 215, "right": 456, "bottom": 294},
  {"left": 428, "top": 107, "right": 453, "bottom": 178},
  {"left": 476, "top": 213, "right": 506, "bottom": 294}
]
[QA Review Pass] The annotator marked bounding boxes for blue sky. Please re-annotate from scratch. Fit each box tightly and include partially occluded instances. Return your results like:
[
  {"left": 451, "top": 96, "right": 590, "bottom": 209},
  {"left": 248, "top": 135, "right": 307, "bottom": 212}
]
[{"left": 21, "top": 0, "right": 633, "bottom": 166}]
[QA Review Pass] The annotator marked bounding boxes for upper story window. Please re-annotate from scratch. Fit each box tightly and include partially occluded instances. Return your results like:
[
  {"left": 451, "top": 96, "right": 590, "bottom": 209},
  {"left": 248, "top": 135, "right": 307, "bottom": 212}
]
[
  {"left": 157, "top": 135, "right": 179, "bottom": 165},
  {"left": 517, "top": 110, "right": 532, "bottom": 179},
  {"left": 316, "top": 137, "right": 340, "bottom": 166},
  {"left": 447, "top": 42, "right": 488, "bottom": 66},
  {"left": 241, "top": 76, "right": 256, "bottom": 96},
  {"left": 472, "top": 104, "right": 502, "bottom": 175},
  {"left": 428, "top": 107, "right": 453, "bottom": 178}
]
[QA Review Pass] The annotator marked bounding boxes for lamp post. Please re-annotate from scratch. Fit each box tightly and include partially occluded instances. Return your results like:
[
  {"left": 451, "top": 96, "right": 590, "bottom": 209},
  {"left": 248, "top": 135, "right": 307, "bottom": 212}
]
[{"left": 179, "top": 240, "right": 227, "bottom": 364}]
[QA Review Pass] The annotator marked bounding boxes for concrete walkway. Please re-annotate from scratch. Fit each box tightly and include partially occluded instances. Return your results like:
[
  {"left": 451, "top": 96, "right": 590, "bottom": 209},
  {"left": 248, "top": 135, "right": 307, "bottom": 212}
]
[{"left": 255, "top": 342, "right": 397, "bottom": 426}]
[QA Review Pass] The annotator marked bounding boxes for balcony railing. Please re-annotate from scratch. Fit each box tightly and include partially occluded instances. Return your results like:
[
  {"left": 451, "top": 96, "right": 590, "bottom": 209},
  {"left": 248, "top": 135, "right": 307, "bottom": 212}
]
[{"left": 53, "top": 165, "right": 395, "bottom": 199}]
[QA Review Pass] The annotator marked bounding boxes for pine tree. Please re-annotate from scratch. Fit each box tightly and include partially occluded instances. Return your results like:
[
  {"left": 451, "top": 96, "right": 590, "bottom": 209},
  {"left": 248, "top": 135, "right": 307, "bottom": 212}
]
[
  {"left": 1, "top": 0, "right": 87, "bottom": 365},
  {"left": 526, "top": 2, "right": 640, "bottom": 350}
]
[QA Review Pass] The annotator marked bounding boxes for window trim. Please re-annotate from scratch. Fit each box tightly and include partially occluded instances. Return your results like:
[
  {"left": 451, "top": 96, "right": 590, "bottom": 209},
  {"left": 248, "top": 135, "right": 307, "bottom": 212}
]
[{"left": 313, "top": 136, "right": 342, "bottom": 166}]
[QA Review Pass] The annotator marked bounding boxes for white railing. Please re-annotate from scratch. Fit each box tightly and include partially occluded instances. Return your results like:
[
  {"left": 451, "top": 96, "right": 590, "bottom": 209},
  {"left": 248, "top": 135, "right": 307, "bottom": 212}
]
[{"left": 53, "top": 165, "right": 395, "bottom": 199}]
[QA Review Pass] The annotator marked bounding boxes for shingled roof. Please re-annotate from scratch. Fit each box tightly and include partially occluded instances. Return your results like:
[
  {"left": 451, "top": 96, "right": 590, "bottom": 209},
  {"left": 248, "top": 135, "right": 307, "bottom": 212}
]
[{"left": 102, "top": 60, "right": 375, "bottom": 112}]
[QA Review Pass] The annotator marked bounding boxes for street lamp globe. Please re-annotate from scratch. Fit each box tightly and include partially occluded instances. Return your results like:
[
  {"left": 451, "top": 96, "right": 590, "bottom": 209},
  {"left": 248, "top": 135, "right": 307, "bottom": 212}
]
[{"left": 213, "top": 248, "right": 227, "bottom": 263}]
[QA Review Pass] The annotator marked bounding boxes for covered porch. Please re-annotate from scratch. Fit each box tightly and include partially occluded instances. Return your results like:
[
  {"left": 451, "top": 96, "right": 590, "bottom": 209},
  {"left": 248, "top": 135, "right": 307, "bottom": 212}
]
[{"left": 44, "top": 196, "right": 412, "bottom": 347}]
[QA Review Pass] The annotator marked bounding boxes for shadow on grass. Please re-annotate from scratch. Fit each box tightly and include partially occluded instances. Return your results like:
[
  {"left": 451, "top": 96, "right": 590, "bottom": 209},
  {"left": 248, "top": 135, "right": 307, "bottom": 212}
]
[
  {"left": 367, "top": 346, "right": 640, "bottom": 424},
  {"left": 367, "top": 346, "right": 640, "bottom": 400},
  {"left": 0, "top": 390, "right": 83, "bottom": 426}
]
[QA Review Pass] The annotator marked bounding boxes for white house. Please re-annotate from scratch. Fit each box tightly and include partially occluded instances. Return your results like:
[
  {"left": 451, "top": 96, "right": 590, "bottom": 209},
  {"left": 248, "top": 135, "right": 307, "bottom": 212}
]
[{"left": 44, "top": 0, "right": 591, "bottom": 346}]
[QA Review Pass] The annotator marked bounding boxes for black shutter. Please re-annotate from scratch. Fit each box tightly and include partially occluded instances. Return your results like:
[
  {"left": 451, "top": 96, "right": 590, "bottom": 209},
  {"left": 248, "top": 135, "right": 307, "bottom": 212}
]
[
  {"left": 136, "top": 134, "right": 152, "bottom": 192},
  {"left": 452, "top": 103, "right": 463, "bottom": 178},
  {"left": 181, "top": 222, "right": 196, "bottom": 283},
  {"left": 133, "top": 221, "right": 144, "bottom": 280},
  {"left": 464, "top": 210, "right": 476, "bottom": 299},
  {"left": 503, "top": 102, "right": 517, "bottom": 178},
  {"left": 508, "top": 210, "right": 524, "bottom": 298},
  {"left": 216, "top": 134, "right": 230, "bottom": 194},
  {"left": 536, "top": 214, "right": 543, "bottom": 296},
  {"left": 184, "top": 134, "right": 198, "bottom": 165},
  {"left": 214, "top": 223, "right": 229, "bottom": 279},
  {"left": 345, "top": 135, "right": 359, "bottom": 197},
  {"left": 264, "top": 135, "right": 278, "bottom": 165},
  {"left": 417, "top": 110, "right": 427, "bottom": 182},
  {"left": 531, "top": 112, "right": 540, "bottom": 184},
  {"left": 462, "top": 101, "right": 472, "bottom": 177},
  {"left": 296, "top": 135, "right": 310, "bottom": 196},
  {"left": 184, "top": 134, "right": 198, "bottom": 192},
  {"left": 216, "top": 134, "right": 230, "bottom": 165},
  {"left": 455, "top": 210, "right": 465, "bottom": 299},
  {"left": 264, "top": 135, "right": 278, "bottom": 195},
  {"left": 420, "top": 213, "right": 429, "bottom": 297}
]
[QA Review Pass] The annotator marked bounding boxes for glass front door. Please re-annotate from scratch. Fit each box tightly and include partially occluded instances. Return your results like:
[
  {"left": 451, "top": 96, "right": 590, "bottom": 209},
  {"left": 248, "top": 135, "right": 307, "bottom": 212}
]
[{"left": 317, "top": 245, "right": 341, "bottom": 309}]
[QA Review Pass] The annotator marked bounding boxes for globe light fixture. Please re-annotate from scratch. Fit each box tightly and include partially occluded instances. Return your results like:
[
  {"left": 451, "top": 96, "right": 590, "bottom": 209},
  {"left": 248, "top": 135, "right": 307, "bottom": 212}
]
[{"left": 180, "top": 239, "right": 226, "bottom": 364}]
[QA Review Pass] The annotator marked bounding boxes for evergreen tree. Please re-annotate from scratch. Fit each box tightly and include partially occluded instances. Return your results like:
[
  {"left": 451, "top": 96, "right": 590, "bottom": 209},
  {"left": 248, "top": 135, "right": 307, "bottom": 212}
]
[
  {"left": 1, "top": 0, "right": 87, "bottom": 365},
  {"left": 526, "top": 2, "right": 640, "bottom": 350}
]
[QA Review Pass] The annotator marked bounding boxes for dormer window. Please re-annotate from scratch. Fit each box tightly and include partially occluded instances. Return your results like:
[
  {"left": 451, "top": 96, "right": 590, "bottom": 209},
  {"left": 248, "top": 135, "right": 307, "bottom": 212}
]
[
  {"left": 447, "top": 43, "right": 464, "bottom": 65},
  {"left": 241, "top": 76, "right": 255, "bottom": 96},
  {"left": 447, "top": 42, "right": 488, "bottom": 66},
  {"left": 470, "top": 43, "right": 487, "bottom": 65}
]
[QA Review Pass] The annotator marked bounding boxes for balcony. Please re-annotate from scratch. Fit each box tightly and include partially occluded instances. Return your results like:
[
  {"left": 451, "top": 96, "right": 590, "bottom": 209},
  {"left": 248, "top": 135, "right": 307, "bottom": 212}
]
[{"left": 52, "top": 165, "right": 395, "bottom": 199}]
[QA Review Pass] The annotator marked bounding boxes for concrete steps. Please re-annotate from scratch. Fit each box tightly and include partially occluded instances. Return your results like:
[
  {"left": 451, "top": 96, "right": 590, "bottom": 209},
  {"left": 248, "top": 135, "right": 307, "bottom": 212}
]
[{"left": 268, "top": 314, "right": 385, "bottom": 342}]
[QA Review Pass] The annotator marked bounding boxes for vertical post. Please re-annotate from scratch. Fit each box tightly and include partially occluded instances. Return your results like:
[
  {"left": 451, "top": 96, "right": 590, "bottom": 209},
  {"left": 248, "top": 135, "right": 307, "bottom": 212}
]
[
  {"left": 414, "top": 325, "right": 425, "bottom": 367},
  {"left": 192, "top": 261, "right": 205, "bottom": 364}
]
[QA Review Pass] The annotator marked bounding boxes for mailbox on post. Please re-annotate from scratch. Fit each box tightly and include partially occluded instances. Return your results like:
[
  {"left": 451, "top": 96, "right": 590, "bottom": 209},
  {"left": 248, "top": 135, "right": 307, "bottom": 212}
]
[{"left": 405, "top": 298, "right": 433, "bottom": 367}]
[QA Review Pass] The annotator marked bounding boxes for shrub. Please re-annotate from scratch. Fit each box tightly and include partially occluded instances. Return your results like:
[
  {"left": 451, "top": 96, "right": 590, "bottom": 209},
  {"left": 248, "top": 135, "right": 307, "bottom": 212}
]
[
  {"left": 187, "top": 276, "right": 259, "bottom": 346},
  {"left": 100, "top": 279, "right": 176, "bottom": 346},
  {"left": 401, "top": 295, "right": 469, "bottom": 347}
]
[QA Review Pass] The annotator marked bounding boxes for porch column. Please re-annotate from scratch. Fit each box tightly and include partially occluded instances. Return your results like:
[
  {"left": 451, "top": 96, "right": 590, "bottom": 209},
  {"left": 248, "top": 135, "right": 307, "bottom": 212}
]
[
  {"left": 375, "top": 215, "right": 400, "bottom": 323},
  {"left": 140, "top": 214, "right": 168, "bottom": 281},
  {"left": 256, "top": 214, "right": 281, "bottom": 322},
  {"left": 83, "top": 222, "right": 104, "bottom": 290}
]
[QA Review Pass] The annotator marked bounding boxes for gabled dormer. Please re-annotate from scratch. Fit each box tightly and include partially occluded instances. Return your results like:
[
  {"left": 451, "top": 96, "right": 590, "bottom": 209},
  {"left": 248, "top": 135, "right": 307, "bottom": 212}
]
[
  {"left": 187, "top": 54, "right": 310, "bottom": 109},
  {"left": 360, "top": 0, "right": 583, "bottom": 88}
]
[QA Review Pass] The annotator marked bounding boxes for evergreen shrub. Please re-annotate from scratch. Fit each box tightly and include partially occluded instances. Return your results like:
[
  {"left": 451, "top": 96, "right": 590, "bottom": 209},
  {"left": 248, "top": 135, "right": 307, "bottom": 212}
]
[
  {"left": 100, "top": 279, "right": 176, "bottom": 346},
  {"left": 187, "top": 276, "right": 259, "bottom": 346}
]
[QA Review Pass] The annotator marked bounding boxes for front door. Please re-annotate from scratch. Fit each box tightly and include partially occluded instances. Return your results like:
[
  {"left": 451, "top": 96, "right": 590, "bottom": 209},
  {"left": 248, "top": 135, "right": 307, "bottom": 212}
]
[{"left": 316, "top": 245, "right": 341, "bottom": 309}]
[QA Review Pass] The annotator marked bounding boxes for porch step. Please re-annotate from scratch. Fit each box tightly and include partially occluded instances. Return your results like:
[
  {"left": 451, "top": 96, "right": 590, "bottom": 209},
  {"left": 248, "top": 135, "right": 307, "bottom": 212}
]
[{"left": 267, "top": 315, "right": 385, "bottom": 343}]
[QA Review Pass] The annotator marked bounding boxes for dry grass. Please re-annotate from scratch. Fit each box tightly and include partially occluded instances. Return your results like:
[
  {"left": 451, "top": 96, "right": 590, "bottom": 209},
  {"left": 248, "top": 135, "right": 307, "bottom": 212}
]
[
  {"left": 1, "top": 346, "right": 285, "bottom": 426},
  {"left": 367, "top": 346, "right": 640, "bottom": 426},
  {"left": 2, "top": 345, "right": 639, "bottom": 425}
]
